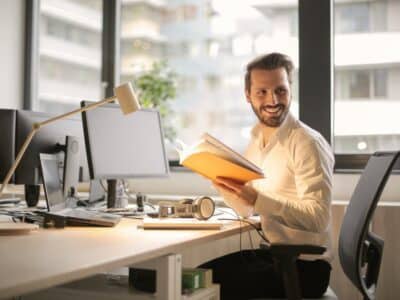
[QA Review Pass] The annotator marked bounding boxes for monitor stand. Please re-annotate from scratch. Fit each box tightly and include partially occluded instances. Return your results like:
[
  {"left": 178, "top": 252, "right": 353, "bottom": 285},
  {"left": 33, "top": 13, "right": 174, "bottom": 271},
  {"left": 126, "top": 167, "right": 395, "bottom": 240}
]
[
  {"left": 106, "top": 179, "right": 126, "bottom": 208},
  {"left": 105, "top": 181, "right": 150, "bottom": 215},
  {"left": 24, "top": 184, "right": 40, "bottom": 207},
  {"left": 63, "top": 136, "right": 80, "bottom": 199}
]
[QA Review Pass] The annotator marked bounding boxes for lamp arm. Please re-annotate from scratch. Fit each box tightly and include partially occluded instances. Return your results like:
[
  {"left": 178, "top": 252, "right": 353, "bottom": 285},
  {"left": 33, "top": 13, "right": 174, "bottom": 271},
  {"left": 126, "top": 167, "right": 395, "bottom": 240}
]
[
  {"left": 39, "top": 96, "right": 117, "bottom": 127},
  {"left": 0, "top": 127, "right": 38, "bottom": 196},
  {"left": 0, "top": 95, "right": 117, "bottom": 197}
]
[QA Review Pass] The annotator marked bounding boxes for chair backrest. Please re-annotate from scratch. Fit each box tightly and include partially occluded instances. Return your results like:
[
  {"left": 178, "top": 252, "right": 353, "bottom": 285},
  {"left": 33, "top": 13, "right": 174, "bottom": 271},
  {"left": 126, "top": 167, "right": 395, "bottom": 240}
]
[{"left": 339, "top": 151, "right": 400, "bottom": 300}]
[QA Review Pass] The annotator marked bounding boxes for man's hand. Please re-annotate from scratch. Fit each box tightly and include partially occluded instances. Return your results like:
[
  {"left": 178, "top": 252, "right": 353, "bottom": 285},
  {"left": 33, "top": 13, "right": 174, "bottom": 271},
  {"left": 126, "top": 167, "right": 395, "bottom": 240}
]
[{"left": 212, "top": 177, "right": 258, "bottom": 208}]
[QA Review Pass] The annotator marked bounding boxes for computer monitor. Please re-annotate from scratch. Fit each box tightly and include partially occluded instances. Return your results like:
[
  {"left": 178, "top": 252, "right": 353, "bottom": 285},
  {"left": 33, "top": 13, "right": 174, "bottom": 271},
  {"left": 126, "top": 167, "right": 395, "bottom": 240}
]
[
  {"left": 0, "top": 109, "right": 90, "bottom": 189},
  {"left": 81, "top": 102, "right": 169, "bottom": 207}
]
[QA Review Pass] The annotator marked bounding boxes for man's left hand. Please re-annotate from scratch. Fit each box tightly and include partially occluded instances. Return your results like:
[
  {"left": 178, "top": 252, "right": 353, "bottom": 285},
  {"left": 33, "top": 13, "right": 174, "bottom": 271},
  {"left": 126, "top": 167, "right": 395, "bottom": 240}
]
[{"left": 213, "top": 177, "right": 258, "bottom": 207}]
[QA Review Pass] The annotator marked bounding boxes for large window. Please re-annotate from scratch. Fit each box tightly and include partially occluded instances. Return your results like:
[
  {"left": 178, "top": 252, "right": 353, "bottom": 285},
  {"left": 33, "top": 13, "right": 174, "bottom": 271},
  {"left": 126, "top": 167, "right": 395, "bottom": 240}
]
[
  {"left": 119, "top": 0, "right": 299, "bottom": 160},
  {"left": 36, "top": 0, "right": 103, "bottom": 114},
  {"left": 26, "top": 0, "right": 400, "bottom": 171},
  {"left": 334, "top": 0, "right": 400, "bottom": 155}
]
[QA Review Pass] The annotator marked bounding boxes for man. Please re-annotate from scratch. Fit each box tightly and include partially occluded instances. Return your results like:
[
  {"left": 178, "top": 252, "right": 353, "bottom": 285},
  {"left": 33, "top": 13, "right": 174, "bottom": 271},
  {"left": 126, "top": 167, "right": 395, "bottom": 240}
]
[{"left": 200, "top": 53, "right": 334, "bottom": 299}]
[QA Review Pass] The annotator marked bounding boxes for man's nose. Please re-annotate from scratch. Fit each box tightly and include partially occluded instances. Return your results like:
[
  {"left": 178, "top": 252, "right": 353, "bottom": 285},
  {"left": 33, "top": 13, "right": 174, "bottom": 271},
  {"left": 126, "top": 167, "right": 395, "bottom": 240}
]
[{"left": 266, "top": 92, "right": 279, "bottom": 105}]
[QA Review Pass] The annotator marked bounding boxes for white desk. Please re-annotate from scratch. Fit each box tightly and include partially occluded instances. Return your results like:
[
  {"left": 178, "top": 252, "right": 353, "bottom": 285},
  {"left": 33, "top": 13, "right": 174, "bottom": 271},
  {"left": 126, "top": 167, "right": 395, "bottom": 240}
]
[{"left": 0, "top": 217, "right": 259, "bottom": 299}]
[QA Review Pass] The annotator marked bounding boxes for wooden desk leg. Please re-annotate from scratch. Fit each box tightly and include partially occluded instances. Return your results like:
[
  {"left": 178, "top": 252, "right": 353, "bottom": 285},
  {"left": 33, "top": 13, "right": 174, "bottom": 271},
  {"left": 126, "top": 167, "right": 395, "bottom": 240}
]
[{"left": 131, "top": 254, "right": 182, "bottom": 300}]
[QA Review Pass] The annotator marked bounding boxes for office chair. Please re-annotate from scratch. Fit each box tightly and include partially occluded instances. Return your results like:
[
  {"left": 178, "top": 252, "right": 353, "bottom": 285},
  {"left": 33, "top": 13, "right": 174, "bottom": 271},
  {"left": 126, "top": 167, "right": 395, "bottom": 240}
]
[{"left": 258, "top": 151, "right": 400, "bottom": 300}]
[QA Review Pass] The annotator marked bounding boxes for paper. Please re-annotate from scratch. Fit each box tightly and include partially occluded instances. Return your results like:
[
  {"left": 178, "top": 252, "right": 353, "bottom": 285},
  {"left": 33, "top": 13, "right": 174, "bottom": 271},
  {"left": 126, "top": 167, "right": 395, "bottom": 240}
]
[{"left": 177, "top": 133, "right": 264, "bottom": 183}]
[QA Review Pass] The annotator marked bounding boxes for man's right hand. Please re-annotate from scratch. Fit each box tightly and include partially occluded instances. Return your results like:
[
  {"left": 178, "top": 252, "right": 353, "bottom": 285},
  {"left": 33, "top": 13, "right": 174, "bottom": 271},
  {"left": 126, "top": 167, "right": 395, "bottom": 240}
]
[{"left": 212, "top": 179, "right": 256, "bottom": 217}]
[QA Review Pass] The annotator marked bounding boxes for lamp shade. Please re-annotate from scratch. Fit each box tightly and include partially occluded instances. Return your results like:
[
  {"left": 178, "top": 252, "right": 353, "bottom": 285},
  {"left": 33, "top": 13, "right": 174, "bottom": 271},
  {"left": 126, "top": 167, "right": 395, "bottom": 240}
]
[{"left": 114, "top": 82, "right": 141, "bottom": 114}]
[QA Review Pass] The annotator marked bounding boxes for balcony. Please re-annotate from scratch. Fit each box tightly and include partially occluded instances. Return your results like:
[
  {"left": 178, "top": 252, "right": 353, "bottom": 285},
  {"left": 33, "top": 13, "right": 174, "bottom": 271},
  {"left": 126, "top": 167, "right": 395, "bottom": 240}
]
[
  {"left": 335, "top": 32, "right": 400, "bottom": 67},
  {"left": 39, "top": 79, "right": 101, "bottom": 104},
  {"left": 41, "top": 0, "right": 102, "bottom": 31},
  {"left": 122, "top": 0, "right": 167, "bottom": 8},
  {"left": 40, "top": 35, "right": 101, "bottom": 69},
  {"left": 335, "top": 100, "right": 400, "bottom": 136}
]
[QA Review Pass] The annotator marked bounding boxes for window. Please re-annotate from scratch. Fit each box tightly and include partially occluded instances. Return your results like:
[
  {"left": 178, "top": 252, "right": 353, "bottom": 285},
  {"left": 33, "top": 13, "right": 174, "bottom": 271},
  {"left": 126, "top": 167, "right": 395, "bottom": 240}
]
[
  {"left": 335, "top": 2, "right": 370, "bottom": 33},
  {"left": 36, "top": 0, "right": 103, "bottom": 114},
  {"left": 30, "top": 0, "right": 400, "bottom": 171},
  {"left": 334, "top": 0, "right": 400, "bottom": 156},
  {"left": 335, "top": 69, "right": 388, "bottom": 99},
  {"left": 119, "top": 0, "right": 299, "bottom": 160},
  {"left": 335, "top": 0, "right": 390, "bottom": 34}
]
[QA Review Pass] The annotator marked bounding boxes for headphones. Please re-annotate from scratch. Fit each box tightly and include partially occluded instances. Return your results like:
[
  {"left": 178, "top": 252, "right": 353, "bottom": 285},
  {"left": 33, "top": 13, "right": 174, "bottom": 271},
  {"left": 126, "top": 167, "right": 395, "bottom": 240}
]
[{"left": 158, "top": 196, "right": 215, "bottom": 220}]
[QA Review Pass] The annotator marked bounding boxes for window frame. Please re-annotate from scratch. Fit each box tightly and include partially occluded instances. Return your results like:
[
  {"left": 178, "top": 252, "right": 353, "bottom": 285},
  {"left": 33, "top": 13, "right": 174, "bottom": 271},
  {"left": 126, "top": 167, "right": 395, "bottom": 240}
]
[{"left": 25, "top": 0, "right": 379, "bottom": 172}]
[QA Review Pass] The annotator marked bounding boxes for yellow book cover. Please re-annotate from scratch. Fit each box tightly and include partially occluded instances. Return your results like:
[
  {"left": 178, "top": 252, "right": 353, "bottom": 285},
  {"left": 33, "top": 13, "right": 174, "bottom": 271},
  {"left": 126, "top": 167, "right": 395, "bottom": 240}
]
[{"left": 176, "top": 133, "right": 264, "bottom": 183}]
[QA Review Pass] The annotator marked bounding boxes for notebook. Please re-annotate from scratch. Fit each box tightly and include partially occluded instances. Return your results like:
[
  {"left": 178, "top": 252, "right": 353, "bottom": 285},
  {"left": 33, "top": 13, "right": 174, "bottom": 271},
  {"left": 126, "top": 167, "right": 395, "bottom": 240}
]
[
  {"left": 0, "top": 222, "right": 39, "bottom": 235},
  {"left": 141, "top": 217, "right": 228, "bottom": 230},
  {"left": 39, "top": 153, "right": 120, "bottom": 227}
]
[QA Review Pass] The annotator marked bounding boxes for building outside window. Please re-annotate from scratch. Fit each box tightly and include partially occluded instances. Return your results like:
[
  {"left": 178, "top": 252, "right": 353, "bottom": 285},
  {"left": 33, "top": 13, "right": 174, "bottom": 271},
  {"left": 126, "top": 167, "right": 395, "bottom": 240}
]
[
  {"left": 34, "top": 0, "right": 400, "bottom": 162},
  {"left": 119, "top": 0, "right": 299, "bottom": 160},
  {"left": 334, "top": 0, "right": 400, "bottom": 154},
  {"left": 335, "top": 69, "right": 389, "bottom": 99},
  {"left": 37, "top": 0, "right": 103, "bottom": 114}
]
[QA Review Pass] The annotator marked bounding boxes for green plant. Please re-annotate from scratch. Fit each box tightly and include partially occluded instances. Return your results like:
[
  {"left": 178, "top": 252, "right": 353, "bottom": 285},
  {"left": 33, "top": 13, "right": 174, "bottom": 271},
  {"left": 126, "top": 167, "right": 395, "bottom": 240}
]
[{"left": 134, "top": 61, "right": 178, "bottom": 141}]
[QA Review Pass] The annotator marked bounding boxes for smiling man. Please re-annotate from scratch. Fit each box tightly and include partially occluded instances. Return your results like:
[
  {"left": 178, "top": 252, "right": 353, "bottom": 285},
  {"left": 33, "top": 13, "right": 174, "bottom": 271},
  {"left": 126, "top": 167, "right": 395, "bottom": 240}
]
[{"left": 200, "top": 53, "right": 334, "bottom": 299}]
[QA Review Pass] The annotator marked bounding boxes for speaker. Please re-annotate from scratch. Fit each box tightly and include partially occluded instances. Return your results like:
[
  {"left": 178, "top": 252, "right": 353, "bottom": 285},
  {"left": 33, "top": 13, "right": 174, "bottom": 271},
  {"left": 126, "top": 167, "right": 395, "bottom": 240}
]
[{"left": 158, "top": 196, "right": 215, "bottom": 220}]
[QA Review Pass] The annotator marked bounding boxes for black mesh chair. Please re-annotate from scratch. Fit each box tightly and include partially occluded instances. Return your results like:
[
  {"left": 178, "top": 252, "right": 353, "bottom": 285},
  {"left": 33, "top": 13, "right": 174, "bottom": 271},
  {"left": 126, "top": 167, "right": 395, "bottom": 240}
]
[{"left": 259, "top": 151, "right": 400, "bottom": 300}]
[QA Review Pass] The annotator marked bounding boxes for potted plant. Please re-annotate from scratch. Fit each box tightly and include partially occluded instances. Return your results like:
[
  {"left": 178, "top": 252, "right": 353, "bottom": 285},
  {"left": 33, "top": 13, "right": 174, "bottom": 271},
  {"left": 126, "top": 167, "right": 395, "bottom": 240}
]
[{"left": 134, "top": 60, "right": 178, "bottom": 142}]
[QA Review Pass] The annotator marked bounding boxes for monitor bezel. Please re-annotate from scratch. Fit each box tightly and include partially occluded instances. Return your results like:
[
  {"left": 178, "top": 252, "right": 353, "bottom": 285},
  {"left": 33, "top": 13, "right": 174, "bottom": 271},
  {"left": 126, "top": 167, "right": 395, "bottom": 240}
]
[{"left": 81, "top": 101, "right": 170, "bottom": 180}]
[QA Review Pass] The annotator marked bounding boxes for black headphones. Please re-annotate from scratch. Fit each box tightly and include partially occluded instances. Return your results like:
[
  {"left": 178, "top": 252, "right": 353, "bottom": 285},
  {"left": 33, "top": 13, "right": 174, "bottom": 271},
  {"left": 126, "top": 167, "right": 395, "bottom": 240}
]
[{"left": 158, "top": 196, "right": 215, "bottom": 220}]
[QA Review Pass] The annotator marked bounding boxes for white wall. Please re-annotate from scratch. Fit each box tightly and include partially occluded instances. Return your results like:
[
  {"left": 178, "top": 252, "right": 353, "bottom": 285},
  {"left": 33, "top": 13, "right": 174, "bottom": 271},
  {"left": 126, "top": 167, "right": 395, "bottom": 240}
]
[
  {"left": 0, "top": 0, "right": 24, "bottom": 109},
  {"left": 129, "top": 166, "right": 400, "bottom": 203}
]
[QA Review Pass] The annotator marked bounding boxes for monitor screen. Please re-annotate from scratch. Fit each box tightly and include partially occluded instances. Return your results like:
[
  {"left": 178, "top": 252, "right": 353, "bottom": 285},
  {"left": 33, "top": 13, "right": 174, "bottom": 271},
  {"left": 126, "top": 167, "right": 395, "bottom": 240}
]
[
  {"left": 81, "top": 103, "right": 169, "bottom": 180},
  {"left": 15, "top": 110, "right": 90, "bottom": 184}
]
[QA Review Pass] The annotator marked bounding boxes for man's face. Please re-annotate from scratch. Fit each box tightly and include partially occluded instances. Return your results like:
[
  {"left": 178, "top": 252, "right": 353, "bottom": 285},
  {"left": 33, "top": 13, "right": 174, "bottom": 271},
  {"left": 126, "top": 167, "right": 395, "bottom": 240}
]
[{"left": 246, "top": 68, "right": 291, "bottom": 127}]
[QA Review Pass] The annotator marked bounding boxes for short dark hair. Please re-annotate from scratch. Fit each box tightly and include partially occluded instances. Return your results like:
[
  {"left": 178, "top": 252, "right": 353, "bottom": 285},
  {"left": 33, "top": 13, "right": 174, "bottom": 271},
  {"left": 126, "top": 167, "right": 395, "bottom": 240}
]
[{"left": 245, "top": 52, "right": 294, "bottom": 92}]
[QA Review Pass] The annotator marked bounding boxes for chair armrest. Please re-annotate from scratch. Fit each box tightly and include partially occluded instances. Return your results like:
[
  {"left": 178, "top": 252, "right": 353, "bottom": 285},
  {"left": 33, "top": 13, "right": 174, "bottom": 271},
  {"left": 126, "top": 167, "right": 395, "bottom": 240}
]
[{"left": 260, "top": 241, "right": 326, "bottom": 257}]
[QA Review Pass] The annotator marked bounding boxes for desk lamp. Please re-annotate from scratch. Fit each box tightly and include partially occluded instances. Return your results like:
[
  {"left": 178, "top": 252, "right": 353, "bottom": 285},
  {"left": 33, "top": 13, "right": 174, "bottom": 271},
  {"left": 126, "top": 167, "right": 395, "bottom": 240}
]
[{"left": 0, "top": 82, "right": 140, "bottom": 198}]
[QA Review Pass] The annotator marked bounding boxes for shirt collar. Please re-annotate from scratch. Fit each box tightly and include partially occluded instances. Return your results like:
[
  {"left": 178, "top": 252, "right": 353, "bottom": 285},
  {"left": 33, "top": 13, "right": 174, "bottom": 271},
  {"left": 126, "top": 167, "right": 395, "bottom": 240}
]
[
  {"left": 276, "top": 112, "right": 297, "bottom": 143},
  {"left": 250, "top": 112, "right": 297, "bottom": 147}
]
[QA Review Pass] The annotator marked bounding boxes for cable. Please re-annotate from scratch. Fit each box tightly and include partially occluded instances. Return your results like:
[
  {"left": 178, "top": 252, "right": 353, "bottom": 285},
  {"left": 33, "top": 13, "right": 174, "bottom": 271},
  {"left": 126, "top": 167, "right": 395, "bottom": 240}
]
[
  {"left": 215, "top": 207, "right": 267, "bottom": 242},
  {"left": 217, "top": 217, "right": 268, "bottom": 243},
  {"left": 120, "top": 180, "right": 156, "bottom": 210},
  {"left": 99, "top": 180, "right": 108, "bottom": 193},
  {"left": 215, "top": 207, "right": 261, "bottom": 265},
  {"left": 215, "top": 208, "right": 244, "bottom": 251},
  {"left": 121, "top": 179, "right": 134, "bottom": 202},
  {"left": 248, "top": 229, "right": 254, "bottom": 250}
]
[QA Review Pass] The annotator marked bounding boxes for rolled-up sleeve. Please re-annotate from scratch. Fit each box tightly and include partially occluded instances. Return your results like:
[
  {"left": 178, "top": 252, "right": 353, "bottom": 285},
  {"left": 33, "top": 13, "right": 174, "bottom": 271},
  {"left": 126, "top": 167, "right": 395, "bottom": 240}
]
[{"left": 215, "top": 185, "right": 254, "bottom": 217}]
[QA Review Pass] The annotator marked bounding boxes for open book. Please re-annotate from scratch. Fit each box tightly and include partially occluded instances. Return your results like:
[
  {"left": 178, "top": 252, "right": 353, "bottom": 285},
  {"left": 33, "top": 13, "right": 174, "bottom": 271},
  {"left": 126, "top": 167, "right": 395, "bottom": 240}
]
[{"left": 176, "top": 133, "right": 264, "bottom": 183}]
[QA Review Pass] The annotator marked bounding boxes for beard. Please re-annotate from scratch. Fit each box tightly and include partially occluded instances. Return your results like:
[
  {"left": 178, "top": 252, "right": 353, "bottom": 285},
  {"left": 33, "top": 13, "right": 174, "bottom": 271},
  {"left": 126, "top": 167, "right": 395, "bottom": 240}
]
[{"left": 251, "top": 103, "right": 289, "bottom": 127}]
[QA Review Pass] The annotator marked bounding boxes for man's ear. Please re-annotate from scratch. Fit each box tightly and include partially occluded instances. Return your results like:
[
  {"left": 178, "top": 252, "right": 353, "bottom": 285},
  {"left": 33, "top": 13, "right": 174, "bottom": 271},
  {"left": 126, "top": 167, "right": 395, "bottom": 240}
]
[{"left": 245, "top": 89, "right": 251, "bottom": 103}]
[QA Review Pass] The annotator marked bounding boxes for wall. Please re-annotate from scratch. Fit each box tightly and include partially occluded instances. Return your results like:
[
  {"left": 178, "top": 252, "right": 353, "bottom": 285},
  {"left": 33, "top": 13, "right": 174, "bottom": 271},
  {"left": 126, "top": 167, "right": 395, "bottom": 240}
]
[
  {"left": 128, "top": 171, "right": 400, "bottom": 203},
  {"left": 0, "top": 0, "right": 25, "bottom": 109}
]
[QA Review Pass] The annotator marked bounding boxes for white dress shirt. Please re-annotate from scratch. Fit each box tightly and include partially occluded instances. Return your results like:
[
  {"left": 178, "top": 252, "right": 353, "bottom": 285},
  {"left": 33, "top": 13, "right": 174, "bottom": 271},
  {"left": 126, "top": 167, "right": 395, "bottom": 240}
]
[{"left": 221, "top": 112, "right": 334, "bottom": 261}]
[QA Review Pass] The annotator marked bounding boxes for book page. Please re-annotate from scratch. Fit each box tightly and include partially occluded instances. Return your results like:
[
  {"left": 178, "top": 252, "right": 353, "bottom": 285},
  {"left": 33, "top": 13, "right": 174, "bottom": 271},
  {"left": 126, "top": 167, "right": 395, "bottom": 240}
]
[
  {"left": 176, "top": 134, "right": 263, "bottom": 177},
  {"left": 201, "top": 133, "right": 263, "bottom": 174},
  {"left": 182, "top": 152, "right": 263, "bottom": 183},
  {"left": 177, "top": 139, "right": 231, "bottom": 165}
]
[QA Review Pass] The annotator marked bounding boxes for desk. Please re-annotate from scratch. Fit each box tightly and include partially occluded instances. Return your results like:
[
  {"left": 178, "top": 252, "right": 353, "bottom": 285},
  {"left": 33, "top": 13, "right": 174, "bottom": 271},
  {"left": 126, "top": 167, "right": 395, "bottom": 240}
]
[{"left": 0, "top": 217, "right": 259, "bottom": 299}]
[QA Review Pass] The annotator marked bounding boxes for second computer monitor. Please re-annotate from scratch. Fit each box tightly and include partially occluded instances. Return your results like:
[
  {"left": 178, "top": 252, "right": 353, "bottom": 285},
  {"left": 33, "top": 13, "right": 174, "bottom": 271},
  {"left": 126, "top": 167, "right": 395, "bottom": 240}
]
[{"left": 81, "top": 102, "right": 169, "bottom": 180}]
